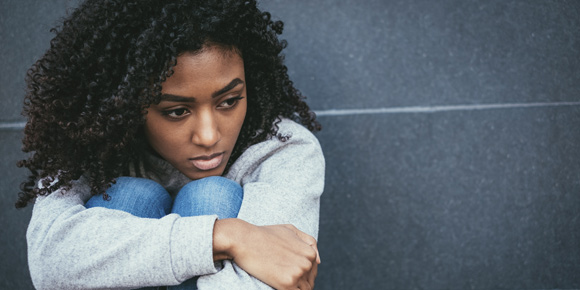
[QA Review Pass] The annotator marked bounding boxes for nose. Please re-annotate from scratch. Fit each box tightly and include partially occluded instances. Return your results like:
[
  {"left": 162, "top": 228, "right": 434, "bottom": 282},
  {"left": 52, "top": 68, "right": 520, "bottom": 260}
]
[{"left": 191, "top": 109, "right": 220, "bottom": 148}]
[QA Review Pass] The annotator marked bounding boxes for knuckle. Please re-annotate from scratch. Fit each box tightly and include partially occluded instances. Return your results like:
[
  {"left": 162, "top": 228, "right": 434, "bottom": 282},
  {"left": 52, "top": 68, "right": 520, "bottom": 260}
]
[
  {"left": 280, "top": 272, "right": 299, "bottom": 288},
  {"left": 298, "top": 257, "right": 314, "bottom": 272},
  {"left": 296, "top": 262, "right": 310, "bottom": 275},
  {"left": 303, "top": 246, "right": 317, "bottom": 260}
]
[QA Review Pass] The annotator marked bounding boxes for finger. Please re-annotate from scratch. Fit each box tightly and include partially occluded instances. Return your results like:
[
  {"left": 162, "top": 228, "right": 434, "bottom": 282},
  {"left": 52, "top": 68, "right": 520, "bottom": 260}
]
[
  {"left": 297, "top": 277, "right": 312, "bottom": 290},
  {"left": 295, "top": 230, "right": 316, "bottom": 246},
  {"left": 310, "top": 241, "right": 321, "bottom": 264},
  {"left": 307, "top": 259, "right": 318, "bottom": 288},
  {"left": 292, "top": 230, "right": 321, "bottom": 264}
]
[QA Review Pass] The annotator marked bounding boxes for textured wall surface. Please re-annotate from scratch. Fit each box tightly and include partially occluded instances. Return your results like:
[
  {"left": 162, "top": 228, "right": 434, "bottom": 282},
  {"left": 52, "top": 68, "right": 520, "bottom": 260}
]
[{"left": 1, "top": 0, "right": 579, "bottom": 289}]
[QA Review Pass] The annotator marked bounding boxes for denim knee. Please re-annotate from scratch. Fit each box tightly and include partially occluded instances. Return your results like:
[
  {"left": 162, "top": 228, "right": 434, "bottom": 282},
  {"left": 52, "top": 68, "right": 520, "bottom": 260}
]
[
  {"left": 85, "top": 177, "right": 172, "bottom": 218},
  {"left": 172, "top": 176, "right": 243, "bottom": 219}
]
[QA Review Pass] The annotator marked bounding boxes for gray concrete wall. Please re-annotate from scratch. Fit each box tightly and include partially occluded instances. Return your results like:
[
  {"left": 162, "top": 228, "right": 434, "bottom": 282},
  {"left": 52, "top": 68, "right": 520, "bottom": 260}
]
[{"left": 2, "top": 0, "right": 579, "bottom": 289}]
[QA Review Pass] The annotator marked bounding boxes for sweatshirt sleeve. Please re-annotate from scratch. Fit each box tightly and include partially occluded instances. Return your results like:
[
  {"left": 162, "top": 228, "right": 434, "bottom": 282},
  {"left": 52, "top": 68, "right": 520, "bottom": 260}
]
[
  {"left": 27, "top": 177, "right": 219, "bottom": 290},
  {"left": 197, "top": 120, "right": 325, "bottom": 289}
]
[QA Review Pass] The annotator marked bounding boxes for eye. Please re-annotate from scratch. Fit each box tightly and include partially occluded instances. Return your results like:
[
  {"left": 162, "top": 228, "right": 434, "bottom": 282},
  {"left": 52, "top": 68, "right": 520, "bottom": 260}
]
[
  {"left": 218, "top": 96, "right": 244, "bottom": 109},
  {"left": 162, "top": 108, "right": 190, "bottom": 119}
]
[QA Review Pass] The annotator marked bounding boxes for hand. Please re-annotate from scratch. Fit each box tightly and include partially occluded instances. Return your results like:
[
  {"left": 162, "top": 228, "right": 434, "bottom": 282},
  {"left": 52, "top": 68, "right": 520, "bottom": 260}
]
[{"left": 213, "top": 219, "right": 321, "bottom": 289}]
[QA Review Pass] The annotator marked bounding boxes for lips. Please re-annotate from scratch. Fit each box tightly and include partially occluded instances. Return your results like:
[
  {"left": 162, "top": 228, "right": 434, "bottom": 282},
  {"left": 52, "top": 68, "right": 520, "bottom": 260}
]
[{"left": 189, "top": 152, "right": 224, "bottom": 171}]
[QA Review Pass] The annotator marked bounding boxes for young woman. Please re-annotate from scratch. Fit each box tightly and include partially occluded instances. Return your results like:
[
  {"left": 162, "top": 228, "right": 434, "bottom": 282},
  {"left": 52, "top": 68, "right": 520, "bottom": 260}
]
[{"left": 17, "top": 0, "right": 324, "bottom": 289}]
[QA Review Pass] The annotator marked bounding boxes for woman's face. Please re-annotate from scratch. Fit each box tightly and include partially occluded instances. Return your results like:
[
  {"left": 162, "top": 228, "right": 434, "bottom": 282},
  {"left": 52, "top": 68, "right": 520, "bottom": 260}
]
[{"left": 144, "top": 46, "right": 247, "bottom": 180}]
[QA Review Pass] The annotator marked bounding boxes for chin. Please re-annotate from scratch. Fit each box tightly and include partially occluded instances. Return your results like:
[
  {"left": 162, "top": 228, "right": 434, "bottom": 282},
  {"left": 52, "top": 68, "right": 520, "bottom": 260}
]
[{"left": 187, "top": 168, "right": 225, "bottom": 180}]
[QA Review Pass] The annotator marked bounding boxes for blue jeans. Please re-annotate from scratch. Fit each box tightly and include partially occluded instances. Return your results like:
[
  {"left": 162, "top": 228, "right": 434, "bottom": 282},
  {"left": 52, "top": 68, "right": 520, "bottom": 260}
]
[{"left": 85, "top": 176, "right": 244, "bottom": 290}]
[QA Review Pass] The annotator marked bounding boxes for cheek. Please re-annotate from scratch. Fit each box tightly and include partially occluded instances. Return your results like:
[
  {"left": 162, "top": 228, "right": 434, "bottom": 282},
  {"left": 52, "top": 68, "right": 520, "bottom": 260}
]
[
  {"left": 145, "top": 119, "right": 177, "bottom": 152},
  {"left": 230, "top": 105, "right": 247, "bottom": 139},
  {"left": 148, "top": 129, "right": 168, "bottom": 147}
]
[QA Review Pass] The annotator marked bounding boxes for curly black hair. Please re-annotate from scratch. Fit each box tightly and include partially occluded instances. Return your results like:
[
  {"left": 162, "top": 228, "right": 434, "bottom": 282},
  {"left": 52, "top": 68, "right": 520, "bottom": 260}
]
[{"left": 16, "top": 0, "right": 320, "bottom": 208}]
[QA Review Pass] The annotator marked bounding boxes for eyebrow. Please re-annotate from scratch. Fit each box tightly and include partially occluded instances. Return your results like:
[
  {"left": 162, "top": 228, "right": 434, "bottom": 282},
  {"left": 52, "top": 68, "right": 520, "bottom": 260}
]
[{"left": 160, "top": 78, "right": 245, "bottom": 102}]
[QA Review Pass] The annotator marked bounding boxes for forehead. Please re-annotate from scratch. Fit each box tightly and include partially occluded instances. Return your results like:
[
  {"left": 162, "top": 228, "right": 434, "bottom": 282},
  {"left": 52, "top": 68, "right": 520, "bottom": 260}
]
[{"left": 162, "top": 47, "right": 245, "bottom": 94}]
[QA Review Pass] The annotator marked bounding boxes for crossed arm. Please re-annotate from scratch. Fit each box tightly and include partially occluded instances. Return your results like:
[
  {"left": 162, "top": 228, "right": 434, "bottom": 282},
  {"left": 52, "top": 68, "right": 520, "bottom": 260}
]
[{"left": 27, "top": 121, "right": 325, "bottom": 289}]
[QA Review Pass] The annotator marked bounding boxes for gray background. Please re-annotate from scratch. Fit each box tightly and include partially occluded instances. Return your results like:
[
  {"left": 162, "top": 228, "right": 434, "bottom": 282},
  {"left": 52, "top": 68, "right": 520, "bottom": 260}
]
[{"left": 1, "top": 0, "right": 579, "bottom": 289}]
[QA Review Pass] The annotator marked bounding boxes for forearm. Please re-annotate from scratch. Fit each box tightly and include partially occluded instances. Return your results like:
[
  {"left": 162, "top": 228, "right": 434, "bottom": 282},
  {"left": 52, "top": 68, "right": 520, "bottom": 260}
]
[{"left": 27, "top": 195, "right": 218, "bottom": 289}]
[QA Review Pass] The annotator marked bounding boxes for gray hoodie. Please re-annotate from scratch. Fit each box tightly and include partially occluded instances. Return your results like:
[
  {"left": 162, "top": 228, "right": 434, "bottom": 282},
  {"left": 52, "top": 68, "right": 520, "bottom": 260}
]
[{"left": 26, "top": 118, "right": 325, "bottom": 289}]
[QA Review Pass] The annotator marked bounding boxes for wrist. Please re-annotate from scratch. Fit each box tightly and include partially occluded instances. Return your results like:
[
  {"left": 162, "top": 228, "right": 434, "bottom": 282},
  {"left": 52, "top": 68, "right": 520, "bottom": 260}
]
[{"left": 212, "top": 218, "right": 249, "bottom": 261}]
